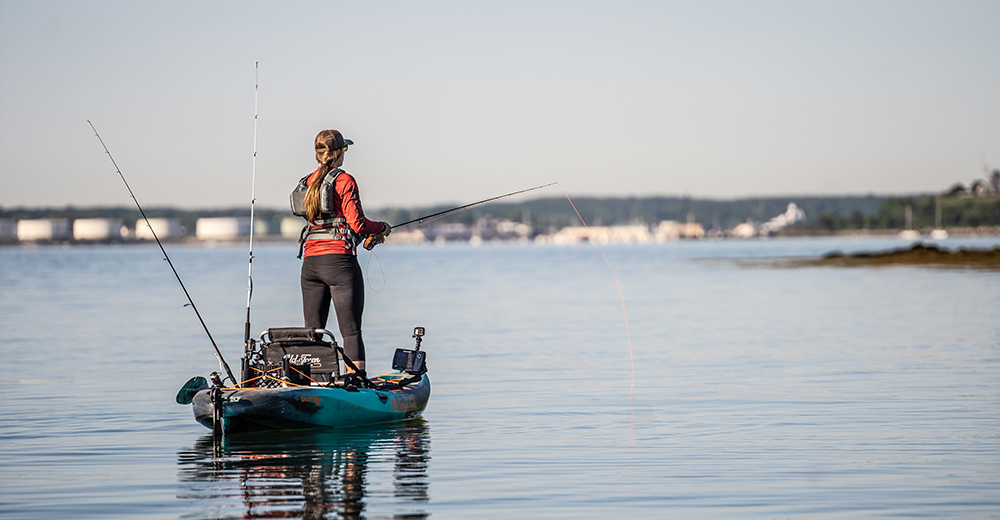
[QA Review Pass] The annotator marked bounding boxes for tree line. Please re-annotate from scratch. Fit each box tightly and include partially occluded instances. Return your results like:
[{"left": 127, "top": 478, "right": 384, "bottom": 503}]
[{"left": 793, "top": 194, "right": 1000, "bottom": 232}]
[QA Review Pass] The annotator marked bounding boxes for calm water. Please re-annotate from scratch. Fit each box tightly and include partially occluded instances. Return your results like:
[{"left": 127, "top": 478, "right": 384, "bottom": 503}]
[{"left": 1, "top": 236, "right": 998, "bottom": 519}]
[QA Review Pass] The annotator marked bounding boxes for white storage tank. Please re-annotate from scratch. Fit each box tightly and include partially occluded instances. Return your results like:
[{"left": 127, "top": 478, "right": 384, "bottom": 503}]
[
  {"left": 253, "top": 218, "right": 272, "bottom": 236},
  {"left": 281, "top": 217, "right": 304, "bottom": 238},
  {"left": 17, "top": 219, "right": 70, "bottom": 241},
  {"left": 196, "top": 217, "right": 250, "bottom": 240},
  {"left": 73, "top": 218, "right": 124, "bottom": 240},
  {"left": 134, "top": 218, "right": 182, "bottom": 240}
]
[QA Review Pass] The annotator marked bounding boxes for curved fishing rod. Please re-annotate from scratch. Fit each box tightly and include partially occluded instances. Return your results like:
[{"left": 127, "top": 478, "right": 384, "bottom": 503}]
[
  {"left": 88, "top": 120, "right": 238, "bottom": 385},
  {"left": 243, "top": 62, "right": 259, "bottom": 364},
  {"left": 363, "top": 182, "right": 557, "bottom": 249}
]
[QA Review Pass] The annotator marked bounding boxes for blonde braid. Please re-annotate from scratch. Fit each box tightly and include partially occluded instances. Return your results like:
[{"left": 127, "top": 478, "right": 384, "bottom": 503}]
[{"left": 304, "top": 130, "right": 343, "bottom": 222}]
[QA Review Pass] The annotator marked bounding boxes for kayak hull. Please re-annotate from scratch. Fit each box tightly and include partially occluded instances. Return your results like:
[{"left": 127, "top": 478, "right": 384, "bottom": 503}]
[{"left": 191, "top": 373, "right": 430, "bottom": 434}]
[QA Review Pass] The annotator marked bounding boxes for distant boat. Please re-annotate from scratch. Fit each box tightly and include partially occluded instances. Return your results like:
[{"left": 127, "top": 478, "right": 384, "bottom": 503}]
[
  {"left": 930, "top": 199, "right": 948, "bottom": 240},
  {"left": 898, "top": 205, "right": 920, "bottom": 240}
]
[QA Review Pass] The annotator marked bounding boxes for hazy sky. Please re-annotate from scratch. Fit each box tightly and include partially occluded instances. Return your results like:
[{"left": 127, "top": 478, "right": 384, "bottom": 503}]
[{"left": 1, "top": 0, "right": 998, "bottom": 210}]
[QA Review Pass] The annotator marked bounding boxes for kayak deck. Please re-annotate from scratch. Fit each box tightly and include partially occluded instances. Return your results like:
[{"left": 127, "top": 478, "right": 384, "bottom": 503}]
[{"left": 192, "top": 373, "right": 430, "bottom": 434}]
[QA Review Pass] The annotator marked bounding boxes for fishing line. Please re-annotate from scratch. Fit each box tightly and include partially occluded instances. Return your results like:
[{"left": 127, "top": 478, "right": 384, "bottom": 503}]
[
  {"left": 88, "top": 120, "right": 238, "bottom": 385},
  {"left": 243, "top": 61, "right": 259, "bottom": 360},
  {"left": 557, "top": 183, "right": 636, "bottom": 401},
  {"left": 365, "top": 249, "right": 386, "bottom": 293}
]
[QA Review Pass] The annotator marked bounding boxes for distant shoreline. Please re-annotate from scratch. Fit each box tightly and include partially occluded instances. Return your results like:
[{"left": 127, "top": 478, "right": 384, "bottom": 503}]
[{"left": 3, "top": 226, "right": 999, "bottom": 248}]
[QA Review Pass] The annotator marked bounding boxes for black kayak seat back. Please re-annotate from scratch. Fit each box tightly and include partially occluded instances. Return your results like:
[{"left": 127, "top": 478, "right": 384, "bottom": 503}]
[
  {"left": 260, "top": 327, "right": 342, "bottom": 381},
  {"left": 261, "top": 327, "right": 336, "bottom": 346}
]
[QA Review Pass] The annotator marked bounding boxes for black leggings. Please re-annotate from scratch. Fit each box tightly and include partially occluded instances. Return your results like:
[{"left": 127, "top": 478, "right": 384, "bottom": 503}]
[{"left": 301, "top": 254, "right": 366, "bottom": 362}]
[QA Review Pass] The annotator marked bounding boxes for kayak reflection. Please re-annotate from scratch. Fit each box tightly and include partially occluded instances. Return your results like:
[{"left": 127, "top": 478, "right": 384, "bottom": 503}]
[{"left": 177, "top": 418, "right": 430, "bottom": 519}]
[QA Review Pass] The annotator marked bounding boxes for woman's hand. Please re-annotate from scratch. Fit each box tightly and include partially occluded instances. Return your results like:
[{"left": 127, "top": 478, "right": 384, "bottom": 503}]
[
  {"left": 363, "top": 223, "right": 392, "bottom": 250},
  {"left": 363, "top": 234, "right": 384, "bottom": 250}
]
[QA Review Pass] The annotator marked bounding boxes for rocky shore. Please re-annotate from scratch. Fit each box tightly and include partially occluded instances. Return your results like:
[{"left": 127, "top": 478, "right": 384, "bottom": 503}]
[{"left": 807, "top": 242, "right": 1000, "bottom": 269}]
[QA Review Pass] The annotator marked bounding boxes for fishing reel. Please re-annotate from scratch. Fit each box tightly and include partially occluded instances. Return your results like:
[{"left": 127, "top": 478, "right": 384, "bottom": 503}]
[{"left": 362, "top": 234, "right": 384, "bottom": 250}]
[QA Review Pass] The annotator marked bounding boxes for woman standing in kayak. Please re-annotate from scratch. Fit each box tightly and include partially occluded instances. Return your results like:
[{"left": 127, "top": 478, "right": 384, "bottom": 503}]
[{"left": 296, "top": 129, "right": 390, "bottom": 372}]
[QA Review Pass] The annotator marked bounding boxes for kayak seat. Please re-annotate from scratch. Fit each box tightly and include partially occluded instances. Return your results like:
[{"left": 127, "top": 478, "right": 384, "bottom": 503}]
[{"left": 260, "top": 327, "right": 342, "bottom": 383}]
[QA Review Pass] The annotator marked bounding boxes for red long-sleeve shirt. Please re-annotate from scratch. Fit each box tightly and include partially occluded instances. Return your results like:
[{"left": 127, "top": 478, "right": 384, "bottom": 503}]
[{"left": 302, "top": 168, "right": 383, "bottom": 257}]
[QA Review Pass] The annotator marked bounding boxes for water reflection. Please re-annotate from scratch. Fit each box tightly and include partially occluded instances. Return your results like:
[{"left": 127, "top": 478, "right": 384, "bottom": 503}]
[{"left": 177, "top": 419, "right": 430, "bottom": 519}]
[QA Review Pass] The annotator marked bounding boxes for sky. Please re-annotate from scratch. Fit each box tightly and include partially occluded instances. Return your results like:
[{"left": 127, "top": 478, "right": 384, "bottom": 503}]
[{"left": 1, "top": 0, "right": 998, "bottom": 210}]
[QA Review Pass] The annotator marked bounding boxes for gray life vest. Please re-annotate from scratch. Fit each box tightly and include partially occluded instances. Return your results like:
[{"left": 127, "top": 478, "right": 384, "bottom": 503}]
[{"left": 290, "top": 168, "right": 359, "bottom": 257}]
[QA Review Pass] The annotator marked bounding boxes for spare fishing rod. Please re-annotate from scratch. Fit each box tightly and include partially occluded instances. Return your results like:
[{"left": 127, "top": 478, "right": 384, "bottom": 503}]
[
  {"left": 88, "top": 120, "right": 238, "bottom": 385},
  {"left": 363, "top": 182, "right": 557, "bottom": 249},
  {"left": 243, "top": 61, "right": 259, "bottom": 371}
]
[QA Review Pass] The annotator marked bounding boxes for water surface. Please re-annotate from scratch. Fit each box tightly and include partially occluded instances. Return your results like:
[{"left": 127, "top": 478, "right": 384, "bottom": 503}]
[{"left": 1, "top": 236, "right": 997, "bottom": 518}]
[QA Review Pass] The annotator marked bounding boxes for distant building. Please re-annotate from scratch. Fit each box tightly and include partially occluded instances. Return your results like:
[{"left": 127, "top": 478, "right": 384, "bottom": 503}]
[
  {"left": 494, "top": 220, "right": 532, "bottom": 240},
  {"left": 17, "top": 219, "right": 70, "bottom": 241},
  {"left": 135, "top": 218, "right": 182, "bottom": 240},
  {"left": 759, "top": 203, "right": 806, "bottom": 236},
  {"left": 677, "top": 222, "right": 705, "bottom": 239},
  {"left": 424, "top": 223, "right": 472, "bottom": 243},
  {"left": 548, "top": 225, "right": 654, "bottom": 244},
  {"left": 195, "top": 217, "right": 250, "bottom": 240},
  {"left": 280, "top": 217, "right": 304, "bottom": 238},
  {"left": 730, "top": 220, "right": 756, "bottom": 238},
  {"left": 970, "top": 179, "right": 993, "bottom": 196},
  {"left": 653, "top": 221, "right": 681, "bottom": 241},
  {"left": 252, "top": 218, "right": 272, "bottom": 236},
  {"left": 728, "top": 203, "right": 805, "bottom": 238},
  {"left": 386, "top": 229, "right": 427, "bottom": 244},
  {"left": 73, "top": 218, "right": 124, "bottom": 240}
]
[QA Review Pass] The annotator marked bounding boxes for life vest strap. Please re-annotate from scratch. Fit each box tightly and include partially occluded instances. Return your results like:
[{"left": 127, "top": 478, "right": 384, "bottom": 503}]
[{"left": 296, "top": 218, "right": 358, "bottom": 258}]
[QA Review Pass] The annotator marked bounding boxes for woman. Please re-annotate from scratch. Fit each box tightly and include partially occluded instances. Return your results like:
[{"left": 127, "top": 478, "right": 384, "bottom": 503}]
[{"left": 295, "top": 129, "right": 390, "bottom": 372}]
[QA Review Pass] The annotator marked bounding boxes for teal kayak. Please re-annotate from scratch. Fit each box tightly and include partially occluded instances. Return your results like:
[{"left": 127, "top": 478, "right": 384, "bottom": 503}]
[
  {"left": 178, "top": 326, "right": 430, "bottom": 435},
  {"left": 189, "top": 373, "right": 430, "bottom": 434}
]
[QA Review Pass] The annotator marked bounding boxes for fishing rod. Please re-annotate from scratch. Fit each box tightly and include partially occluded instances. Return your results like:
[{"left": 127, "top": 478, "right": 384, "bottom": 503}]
[
  {"left": 363, "top": 182, "right": 558, "bottom": 249},
  {"left": 88, "top": 120, "right": 238, "bottom": 385},
  {"left": 243, "top": 62, "right": 259, "bottom": 366}
]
